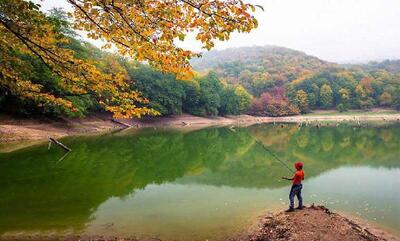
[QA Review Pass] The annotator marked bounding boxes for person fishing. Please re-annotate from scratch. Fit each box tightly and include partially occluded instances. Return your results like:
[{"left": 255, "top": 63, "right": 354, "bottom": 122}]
[
  {"left": 255, "top": 140, "right": 305, "bottom": 212},
  {"left": 282, "top": 162, "right": 305, "bottom": 212}
]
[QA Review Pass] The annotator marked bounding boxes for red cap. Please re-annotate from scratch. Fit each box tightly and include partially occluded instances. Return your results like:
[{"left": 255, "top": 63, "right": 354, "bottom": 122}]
[{"left": 294, "top": 162, "right": 303, "bottom": 169}]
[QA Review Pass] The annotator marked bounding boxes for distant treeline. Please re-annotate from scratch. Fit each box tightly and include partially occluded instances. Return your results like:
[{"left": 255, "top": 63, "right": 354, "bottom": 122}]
[
  {"left": 285, "top": 67, "right": 400, "bottom": 114},
  {"left": 127, "top": 64, "right": 252, "bottom": 116},
  {"left": 193, "top": 46, "right": 400, "bottom": 116}
]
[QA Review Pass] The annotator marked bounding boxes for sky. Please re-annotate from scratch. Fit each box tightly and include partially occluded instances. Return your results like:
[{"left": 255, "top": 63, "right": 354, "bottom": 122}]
[{"left": 38, "top": 0, "right": 400, "bottom": 63}]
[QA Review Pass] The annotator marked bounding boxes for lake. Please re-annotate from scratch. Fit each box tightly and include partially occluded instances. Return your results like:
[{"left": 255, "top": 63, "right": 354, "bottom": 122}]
[{"left": 0, "top": 123, "right": 399, "bottom": 241}]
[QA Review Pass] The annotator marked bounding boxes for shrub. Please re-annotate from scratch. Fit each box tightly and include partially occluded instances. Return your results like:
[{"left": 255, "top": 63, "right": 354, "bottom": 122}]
[{"left": 336, "top": 103, "right": 347, "bottom": 112}]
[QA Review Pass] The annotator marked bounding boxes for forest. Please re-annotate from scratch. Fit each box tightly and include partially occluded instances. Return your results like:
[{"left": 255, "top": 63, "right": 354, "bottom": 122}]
[
  {"left": 1, "top": 5, "right": 399, "bottom": 118},
  {"left": 0, "top": 5, "right": 253, "bottom": 118},
  {"left": 193, "top": 47, "right": 400, "bottom": 116}
]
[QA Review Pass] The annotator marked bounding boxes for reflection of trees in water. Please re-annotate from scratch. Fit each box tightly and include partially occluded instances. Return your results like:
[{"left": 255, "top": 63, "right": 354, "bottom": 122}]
[
  {"left": 251, "top": 124, "right": 400, "bottom": 169},
  {"left": 0, "top": 124, "right": 399, "bottom": 234},
  {"left": 296, "top": 130, "right": 310, "bottom": 148},
  {"left": 199, "top": 124, "right": 400, "bottom": 188},
  {"left": 250, "top": 124, "right": 297, "bottom": 151},
  {"left": 0, "top": 128, "right": 251, "bottom": 233}
]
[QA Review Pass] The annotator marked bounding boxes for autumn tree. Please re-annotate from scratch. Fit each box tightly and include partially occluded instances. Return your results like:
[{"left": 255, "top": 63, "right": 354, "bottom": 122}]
[
  {"left": 355, "top": 84, "right": 373, "bottom": 110},
  {"left": 337, "top": 88, "right": 350, "bottom": 111},
  {"left": 250, "top": 87, "right": 299, "bottom": 117},
  {"left": 294, "top": 90, "right": 309, "bottom": 113},
  {"left": 68, "top": 0, "right": 259, "bottom": 79},
  {"left": 0, "top": 0, "right": 259, "bottom": 117},
  {"left": 235, "top": 85, "right": 253, "bottom": 113},
  {"left": 359, "top": 76, "right": 374, "bottom": 95},
  {"left": 379, "top": 92, "right": 392, "bottom": 106},
  {"left": 319, "top": 84, "right": 333, "bottom": 109},
  {"left": 0, "top": 0, "right": 155, "bottom": 118}
]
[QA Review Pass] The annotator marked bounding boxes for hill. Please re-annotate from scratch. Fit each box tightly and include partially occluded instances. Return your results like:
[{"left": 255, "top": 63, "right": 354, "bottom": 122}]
[
  {"left": 361, "top": 59, "right": 400, "bottom": 73},
  {"left": 192, "top": 46, "right": 336, "bottom": 96},
  {"left": 192, "top": 46, "right": 400, "bottom": 115}
]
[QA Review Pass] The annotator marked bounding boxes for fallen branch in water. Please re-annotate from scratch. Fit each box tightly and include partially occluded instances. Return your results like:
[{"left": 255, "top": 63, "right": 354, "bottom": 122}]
[
  {"left": 55, "top": 151, "right": 70, "bottom": 164},
  {"left": 111, "top": 118, "right": 132, "bottom": 128},
  {"left": 48, "top": 136, "right": 71, "bottom": 152}
]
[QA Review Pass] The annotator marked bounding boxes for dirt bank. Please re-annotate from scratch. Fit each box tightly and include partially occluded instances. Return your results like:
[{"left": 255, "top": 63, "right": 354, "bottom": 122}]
[
  {"left": 0, "top": 114, "right": 118, "bottom": 151},
  {"left": 1, "top": 111, "right": 400, "bottom": 152},
  {"left": 245, "top": 205, "right": 397, "bottom": 241}
]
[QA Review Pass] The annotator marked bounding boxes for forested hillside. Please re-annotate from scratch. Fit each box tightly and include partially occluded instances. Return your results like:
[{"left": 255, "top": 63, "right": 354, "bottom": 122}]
[
  {"left": 192, "top": 46, "right": 400, "bottom": 116},
  {"left": 192, "top": 46, "right": 334, "bottom": 96},
  {"left": 1, "top": 6, "right": 399, "bottom": 119}
]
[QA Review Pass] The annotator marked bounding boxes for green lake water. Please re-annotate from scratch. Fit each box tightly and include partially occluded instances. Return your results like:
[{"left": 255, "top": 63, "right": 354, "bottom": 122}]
[{"left": 0, "top": 123, "right": 399, "bottom": 241}]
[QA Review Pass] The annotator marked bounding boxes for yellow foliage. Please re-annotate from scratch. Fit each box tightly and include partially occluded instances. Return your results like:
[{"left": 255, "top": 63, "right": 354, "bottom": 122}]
[
  {"left": 68, "top": 0, "right": 258, "bottom": 80},
  {"left": 0, "top": 0, "right": 258, "bottom": 118},
  {"left": 292, "top": 70, "right": 314, "bottom": 85}
]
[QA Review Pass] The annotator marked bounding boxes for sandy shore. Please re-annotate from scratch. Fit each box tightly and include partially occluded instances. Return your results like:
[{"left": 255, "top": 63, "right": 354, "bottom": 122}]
[
  {"left": 1, "top": 110, "right": 400, "bottom": 152},
  {"left": 244, "top": 205, "right": 398, "bottom": 241},
  {"left": 117, "top": 111, "right": 400, "bottom": 129}
]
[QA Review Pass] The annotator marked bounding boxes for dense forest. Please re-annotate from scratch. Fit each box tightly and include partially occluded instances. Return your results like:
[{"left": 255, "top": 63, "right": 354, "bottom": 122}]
[
  {"left": 1, "top": 7, "right": 399, "bottom": 118},
  {"left": 193, "top": 47, "right": 400, "bottom": 116}
]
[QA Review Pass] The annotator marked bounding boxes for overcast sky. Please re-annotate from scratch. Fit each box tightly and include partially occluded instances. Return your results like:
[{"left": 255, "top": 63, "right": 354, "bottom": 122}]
[{"left": 39, "top": 0, "right": 400, "bottom": 63}]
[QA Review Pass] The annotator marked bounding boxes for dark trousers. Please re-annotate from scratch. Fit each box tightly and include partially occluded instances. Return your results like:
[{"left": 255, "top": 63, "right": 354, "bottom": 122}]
[{"left": 289, "top": 184, "right": 303, "bottom": 208}]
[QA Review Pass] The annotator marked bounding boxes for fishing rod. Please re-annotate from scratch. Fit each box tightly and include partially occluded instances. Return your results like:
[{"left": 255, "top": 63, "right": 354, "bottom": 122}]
[{"left": 255, "top": 140, "right": 294, "bottom": 173}]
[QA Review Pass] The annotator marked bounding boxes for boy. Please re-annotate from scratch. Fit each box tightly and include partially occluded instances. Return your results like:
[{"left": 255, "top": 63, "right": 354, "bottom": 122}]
[{"left": 282, "top": 162, "right": 304, "bottom": 212}]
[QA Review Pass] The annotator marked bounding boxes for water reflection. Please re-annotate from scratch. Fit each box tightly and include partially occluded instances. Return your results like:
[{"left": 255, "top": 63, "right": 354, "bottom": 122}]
[{"left": 0, "top": 124, "right": 399, "bottom": 239}]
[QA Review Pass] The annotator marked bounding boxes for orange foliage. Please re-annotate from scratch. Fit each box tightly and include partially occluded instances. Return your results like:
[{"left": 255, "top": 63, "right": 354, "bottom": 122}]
[{"left": 1, "top": 0, "right": 259, "bottom": 117}]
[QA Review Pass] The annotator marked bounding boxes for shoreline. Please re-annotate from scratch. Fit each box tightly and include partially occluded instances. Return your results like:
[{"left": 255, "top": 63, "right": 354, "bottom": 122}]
[
  {"left": 1, "top": 206, "right": 397, "bottom": 241},
  {"left": 244, "top": 205, "right": 398, "bottom": 241},
  {"left": 1, "top": 110, "right": 400, "bottom": 152}
]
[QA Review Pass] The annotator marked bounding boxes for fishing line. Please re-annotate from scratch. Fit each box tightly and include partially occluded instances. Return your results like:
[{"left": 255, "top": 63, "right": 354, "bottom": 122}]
[{"left": 255, "top": 140, "right": 294, "bottom": 173}]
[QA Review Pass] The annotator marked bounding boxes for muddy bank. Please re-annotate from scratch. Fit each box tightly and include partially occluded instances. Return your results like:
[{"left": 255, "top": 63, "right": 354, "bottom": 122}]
[
  {"left": 245, "top": 205, "right": 397, "bottom": 241},
  {"left": 1, "top": 111, "right": 400, "bottom": 152},
  {"left": 0, "top": 114, "right": 120, "bottom": 152}
]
